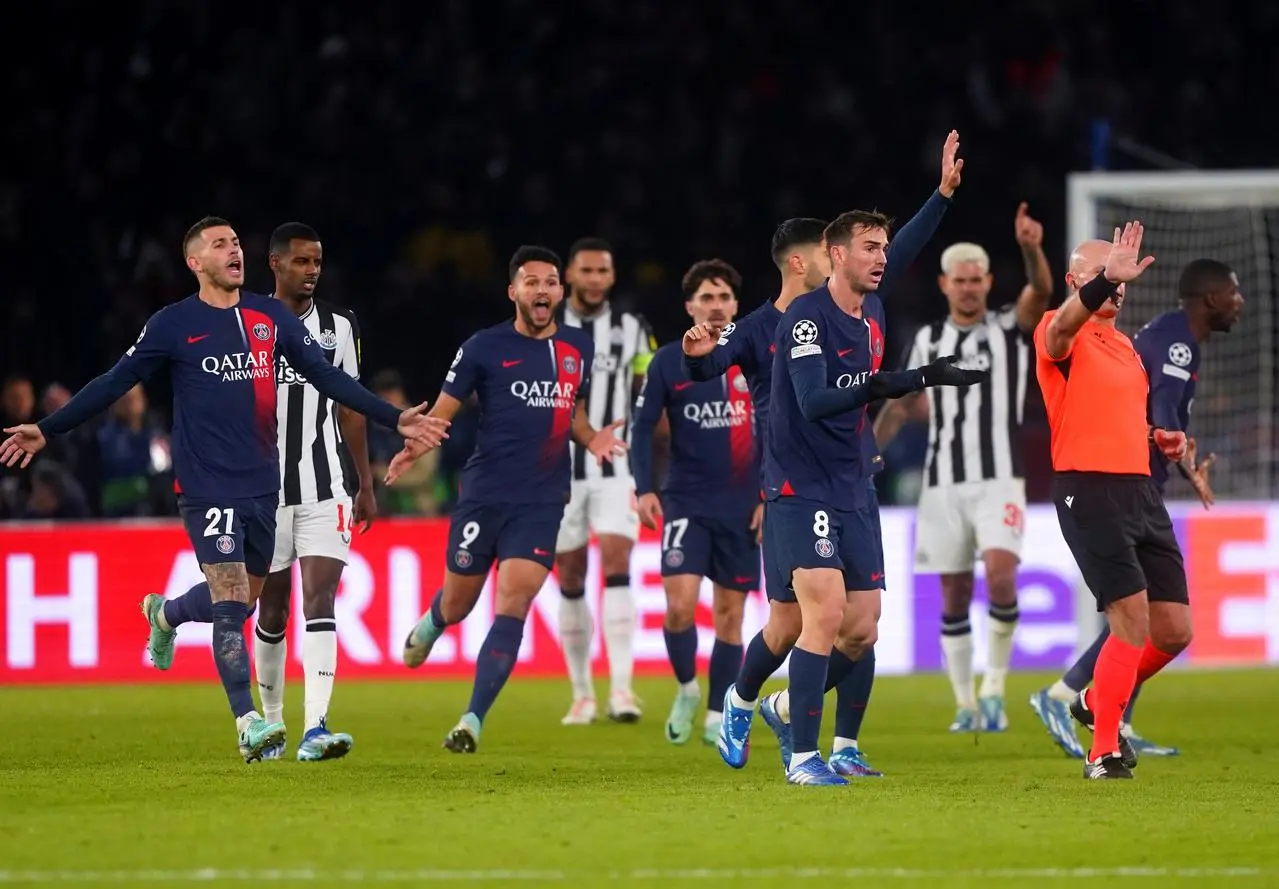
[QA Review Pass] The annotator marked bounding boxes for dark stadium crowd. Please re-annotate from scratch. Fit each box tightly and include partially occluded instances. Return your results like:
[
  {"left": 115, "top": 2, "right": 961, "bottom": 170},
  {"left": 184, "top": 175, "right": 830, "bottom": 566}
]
[{"left": 4, "top": 0, "right": 1277, "bottom": 519}]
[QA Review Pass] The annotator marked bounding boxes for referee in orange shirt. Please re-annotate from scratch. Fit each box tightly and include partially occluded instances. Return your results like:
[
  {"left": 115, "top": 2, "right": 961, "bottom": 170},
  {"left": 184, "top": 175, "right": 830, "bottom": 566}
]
[{"left": 1033, "top": 221, "right": 1193, "bottom": 780}]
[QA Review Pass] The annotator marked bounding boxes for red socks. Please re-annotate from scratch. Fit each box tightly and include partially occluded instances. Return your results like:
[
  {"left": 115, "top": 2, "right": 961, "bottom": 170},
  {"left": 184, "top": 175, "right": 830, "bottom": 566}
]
[
  {"left": 1136, "top": 639, "right": 1178, "bottom": 684},
  {"left": 1088, "top": 635, "right": 1143, "bottom": 761}
]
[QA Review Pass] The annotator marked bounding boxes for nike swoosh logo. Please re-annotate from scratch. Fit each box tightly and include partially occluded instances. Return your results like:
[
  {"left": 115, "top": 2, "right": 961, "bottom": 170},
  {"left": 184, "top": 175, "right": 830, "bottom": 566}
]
[
  {"left": 871, "top": 571, "right": 884, "bottom": 581},
  {"left": 673, "top": 382, "right": 695, "bottom": 391},
  {"left": 533, "top": 547, "right": 551, "bottom": 556},
  {"left": 502, "top": 360, "right": 523, "bottom": 368},
  {"left": 188, "top": 335, "right": 210, "bottom": 344},
  {"left": 734, "top": 576, "right": 754, "bottom": 584},
  {"left": 837, "top": 348, "right": 854, "bottom": 357}
]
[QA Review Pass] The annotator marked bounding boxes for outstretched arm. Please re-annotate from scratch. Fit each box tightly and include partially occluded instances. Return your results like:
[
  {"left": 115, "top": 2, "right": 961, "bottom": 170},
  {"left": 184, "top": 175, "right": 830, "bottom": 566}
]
[
  {"left": 40, "top": 322, "right": 169, "bottom": 437},
  {"left": 275, "top": 313, "right": 403, "bottom": 430}
]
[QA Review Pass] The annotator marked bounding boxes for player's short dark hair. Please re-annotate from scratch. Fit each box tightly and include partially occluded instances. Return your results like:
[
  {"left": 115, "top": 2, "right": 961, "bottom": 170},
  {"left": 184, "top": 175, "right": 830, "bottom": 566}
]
[
  {"left": 509, "top": 246, "right": 563, "bottom": 282},
  {"left": 682, "top": 259, "right": 743, "bottom": 299},
  {"left": 771, "top": 218, "right": 829, "bottom": 267},
  {"left": 182, "top": 216, "right": 233, "bottom": 256},
  {"left": 567, "top": 237, "right": 612, "bottom": 266},
  {"left": 269, "top": 222, "right": 321, "bottom": 256},
  {"left": 1178, "top": 258, "right": 1235, "bottom": 300},
  {"left": 823, "top": 210, "right": 894, "bottom": 248}
]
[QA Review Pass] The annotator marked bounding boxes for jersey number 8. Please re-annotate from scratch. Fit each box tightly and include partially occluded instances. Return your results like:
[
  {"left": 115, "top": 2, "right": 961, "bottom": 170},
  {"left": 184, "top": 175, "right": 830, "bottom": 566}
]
[{"left": 812, "top": 510, "right": 830, "bottom": 538}]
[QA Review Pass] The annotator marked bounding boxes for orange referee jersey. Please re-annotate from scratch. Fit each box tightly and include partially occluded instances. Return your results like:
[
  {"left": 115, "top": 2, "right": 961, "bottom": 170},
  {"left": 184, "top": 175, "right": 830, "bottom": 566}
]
[{"left": 1034, "top": 310, "right": 1151, "bottom": 475}]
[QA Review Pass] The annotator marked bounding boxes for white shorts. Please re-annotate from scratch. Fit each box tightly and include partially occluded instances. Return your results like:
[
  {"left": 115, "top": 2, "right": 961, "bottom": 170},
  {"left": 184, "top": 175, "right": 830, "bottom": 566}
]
[
  {"left": 555, "top": 476, "right": 640, "bottom": 553},
  {"left": 270, "top": 497, "right": 353, "bottom": 573},
  {"left": 913, "top": 478, "right": 1025, "bottom": 574}
]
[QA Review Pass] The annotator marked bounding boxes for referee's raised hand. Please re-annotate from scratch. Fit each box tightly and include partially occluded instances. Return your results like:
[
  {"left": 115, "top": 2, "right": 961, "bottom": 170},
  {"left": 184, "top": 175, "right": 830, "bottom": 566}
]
[
  {"left": 920, "top": 355, "right": 989, "bottom": 389},
  {"left": 1102, "top": 221, "right": 1157, "bottom": 284}
]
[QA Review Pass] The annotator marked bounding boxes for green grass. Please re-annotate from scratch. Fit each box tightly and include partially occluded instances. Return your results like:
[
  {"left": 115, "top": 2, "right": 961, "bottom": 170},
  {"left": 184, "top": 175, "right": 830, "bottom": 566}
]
[{"left": 2, "top": 670, "right": 1278, "bottom": 889}]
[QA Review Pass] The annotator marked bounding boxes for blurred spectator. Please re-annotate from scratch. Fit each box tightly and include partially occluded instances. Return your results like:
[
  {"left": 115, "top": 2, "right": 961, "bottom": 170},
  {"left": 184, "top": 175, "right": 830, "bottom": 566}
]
[
  {"left": 368, "top": 369, "right": 441, "bottom": 515},
  {"left": 94, "top": 384, "right": 174, "bottom": 517},
  {"left": 15, "top": 462, "right": 91, "bottom": 521}
]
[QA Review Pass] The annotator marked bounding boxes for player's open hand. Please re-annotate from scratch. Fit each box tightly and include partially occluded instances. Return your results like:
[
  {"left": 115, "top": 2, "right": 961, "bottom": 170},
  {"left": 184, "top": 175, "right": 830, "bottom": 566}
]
[
  {"left": 637, "top": 492, "right": 663, "bottom": 530},
  {"left": 383, "top": 441, "right": 423, "bottom": 486},
  {"left": 920, "top": 355, "right": 989, "bottom": 389},
  {"left": 682, "top": 321, "right": 723, "bottom": 358},
  {"left": 938, "top": 130, "right": 963, "bottom": 198},
  {"left": 1014, "top": 202, "right": 1043, "bottom": 249},
  {"left": 1102, "top": 221, "right": 1156, "bottom": 284},
  {"left": 396, "top": 401, "right": 450, "bottom": 451},
  {"left": 1184, "top": 437, "right": 1216, "bottom": 510},
  {"left": 750, "top": 502, "right": 764, "bottom": 544},
  {"left": 588, "top": 418, "right": 630, "bottom": 465},
  {"left": 0, "top": 424, "right": 47, "bottom": 469},
  {"left": 353, "top": 485, "right": 378, "bottom": 533}
]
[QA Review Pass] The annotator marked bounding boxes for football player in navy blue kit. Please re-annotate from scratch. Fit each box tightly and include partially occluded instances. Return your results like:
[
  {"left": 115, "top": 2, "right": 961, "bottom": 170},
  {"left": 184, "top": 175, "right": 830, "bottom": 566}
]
[
  {"left": 391, "top": 246, "right": 628, "bottom": 753},
  {"left": 689, "top": 131, "right": 964, "bottom": 776},
  {"left": 0, "top": 217, "right": 446, "bottom": 762},
  {"left": 631, "top": 259, "right": 759, "bottom": 747},
  {"left": 762, "top": 209, "right": 986, "bottom": 784},
  {"left": 1031, "top": 258, "right": 1243, "bottom": 759}
]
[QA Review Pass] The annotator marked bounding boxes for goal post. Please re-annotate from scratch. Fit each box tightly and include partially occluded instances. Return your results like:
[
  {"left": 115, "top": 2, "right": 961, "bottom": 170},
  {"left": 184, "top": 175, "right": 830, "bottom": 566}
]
[{"left": 1066, "top": 169, "right": 1278, "bottom": 502}]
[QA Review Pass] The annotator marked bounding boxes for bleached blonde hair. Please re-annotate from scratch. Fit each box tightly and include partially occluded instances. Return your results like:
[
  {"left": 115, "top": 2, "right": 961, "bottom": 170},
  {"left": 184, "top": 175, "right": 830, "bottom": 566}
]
[{"left": 940, "top": 242, "right": 991, "bottom": 276}]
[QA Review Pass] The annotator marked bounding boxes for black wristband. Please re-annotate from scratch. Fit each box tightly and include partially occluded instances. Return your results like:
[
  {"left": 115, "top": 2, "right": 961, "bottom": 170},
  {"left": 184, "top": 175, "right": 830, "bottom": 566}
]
[{"left": 1078, "top": 274, "right": 1118, "bottom": 313}]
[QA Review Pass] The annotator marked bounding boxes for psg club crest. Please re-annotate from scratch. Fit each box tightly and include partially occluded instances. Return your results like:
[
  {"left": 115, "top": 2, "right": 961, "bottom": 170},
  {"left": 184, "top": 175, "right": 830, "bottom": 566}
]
[
  {"left": 814, "top": 537, "right": 835, "bottom": 559},
  {"left": 732, "top": 373, "right": 749, "bottom": 393},
  {"left": 454, "top": 549, "right": 473, "bottom": 569},
  {"left": 252, "top": 322, "right": 272, "bottom": 341},
  {"left": 317, "top": 329, "right": 339, "bottom": 350},
  {"left": 665, "top": 548, "right": 684, "bottom": 568},
  {"left": 873, "top": 338, "right": 883, "bottom": 358},
  {"left": 216, "top": 535, "right": 236, "bottom": 555},
  {"left": 563, "top": 355, "right": 578, "bottom": 375}
]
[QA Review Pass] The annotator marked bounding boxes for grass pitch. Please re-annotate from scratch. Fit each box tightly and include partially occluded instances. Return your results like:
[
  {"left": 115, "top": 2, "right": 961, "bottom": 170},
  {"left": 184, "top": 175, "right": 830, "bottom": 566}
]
[{"left": 2, "top": 670, "right": 1277, "bottom": 888}]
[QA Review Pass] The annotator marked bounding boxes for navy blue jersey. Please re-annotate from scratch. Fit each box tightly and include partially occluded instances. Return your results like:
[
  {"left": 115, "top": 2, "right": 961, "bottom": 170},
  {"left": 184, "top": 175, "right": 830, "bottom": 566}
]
[
  {"left": 38, "top": 292, "right": 401, "bottom": 501},
  {"left": 443, "top": 322, "right": 595, "bottom": 505},
  {"left": 1133, "top": 309, "right": 1199, "bottom": 490},
  {"left": 765, "top": 285, "right": 886, "bottom": 510},
  {"left": 632, "top": 342, "right": 758, "bottom": 518}
]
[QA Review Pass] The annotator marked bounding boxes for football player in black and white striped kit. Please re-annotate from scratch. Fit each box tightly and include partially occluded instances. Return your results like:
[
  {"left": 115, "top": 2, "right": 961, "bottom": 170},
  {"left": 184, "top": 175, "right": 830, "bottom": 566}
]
[
  {"left": 255, "top": 222, "right": 373, "bottom": 761},
  {"left": 554, "top": 238, "right": 655, "bottom": 725},
  {"left": 874, "top": 203, "right": 1052, "bottom": 733}
]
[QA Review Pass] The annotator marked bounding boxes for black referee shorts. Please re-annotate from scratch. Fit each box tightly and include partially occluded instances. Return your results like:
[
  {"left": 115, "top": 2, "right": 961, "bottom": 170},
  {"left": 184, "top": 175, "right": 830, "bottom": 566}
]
[{"left": 1052, "top": 472, "right": 1189, "bottom": 611}]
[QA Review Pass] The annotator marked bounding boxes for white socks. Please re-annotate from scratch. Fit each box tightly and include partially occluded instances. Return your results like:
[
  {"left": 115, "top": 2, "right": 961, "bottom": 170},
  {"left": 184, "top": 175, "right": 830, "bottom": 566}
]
[
  {"left": 729, "top": 687, "right": 754, "bottom": 710},
  {"left": 1048, "top": 678, "right": 1077, "bottom": 702},
  {"left": 940, "top": 631, "right": 976, "bottom": 710},
  {"left": 254, "top": 626, "right": 287, "bottom": 725},
  {"left": 558, "top": 594, "right": 595, "bottom": 700},
  {"left": 979, "top": 610, "right": 1019, "bottom": 699},
  {"left": 303, "top": 619, "right": 337, "bottom": 731},
  {"left": 602, "top": 584, "right": 637, "bottom": 696}
]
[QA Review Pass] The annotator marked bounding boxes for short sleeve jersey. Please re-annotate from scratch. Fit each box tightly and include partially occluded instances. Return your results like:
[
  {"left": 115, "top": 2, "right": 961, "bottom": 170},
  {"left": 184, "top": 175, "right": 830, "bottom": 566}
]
[
  {"left": 1033, "top": 310, "right": 1150, "bottom": 475},
  {"left": 443, "top": 322, "right": 595, "bottom": 505}
]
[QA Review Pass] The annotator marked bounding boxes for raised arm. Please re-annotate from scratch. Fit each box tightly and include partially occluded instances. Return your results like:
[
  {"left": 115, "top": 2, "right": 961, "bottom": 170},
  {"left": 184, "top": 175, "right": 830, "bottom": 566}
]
[
  {"left": 880, "top": 130, "right": 962, "bottom": 294},
  {"left": 1012, "top": 202, "right": 1053, "bottom": 331},
  {"left": 1044, "top": 222, "right": 1154, "bottom": 360}
]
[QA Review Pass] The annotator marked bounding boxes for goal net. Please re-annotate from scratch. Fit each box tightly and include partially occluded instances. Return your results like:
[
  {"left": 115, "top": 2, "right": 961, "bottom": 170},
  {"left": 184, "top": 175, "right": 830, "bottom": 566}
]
[{"left": 1067, "top": 171, "right": 1279, "bottom": 502}]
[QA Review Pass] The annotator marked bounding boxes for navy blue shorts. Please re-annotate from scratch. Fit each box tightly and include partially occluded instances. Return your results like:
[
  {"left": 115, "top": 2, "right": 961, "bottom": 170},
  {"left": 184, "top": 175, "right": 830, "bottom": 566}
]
[
  {"left": 866, "top": 477, "right": 887, "bottom": 591},
  {"left": 767, "top": 495, "right": 884, "bottom": 594},
  {"left": 447, "top": 501, "right": 566, "bottom": 575},
  {"left": 179, "top": 494, "right": 278, "bottom": 578},
  {"left": 659, "top": 511, "right": 760, "bottom": 593},
  {"left": 761, "top": 503, "right": 794, "bottom": 603}
]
